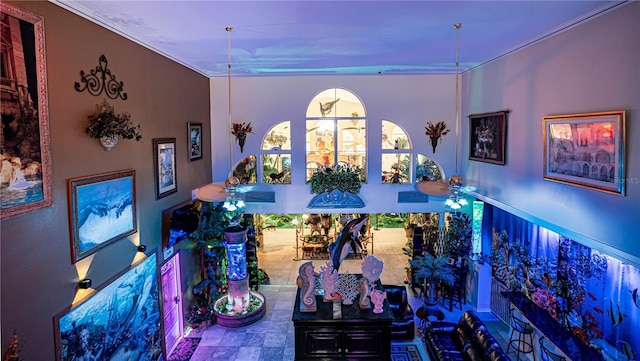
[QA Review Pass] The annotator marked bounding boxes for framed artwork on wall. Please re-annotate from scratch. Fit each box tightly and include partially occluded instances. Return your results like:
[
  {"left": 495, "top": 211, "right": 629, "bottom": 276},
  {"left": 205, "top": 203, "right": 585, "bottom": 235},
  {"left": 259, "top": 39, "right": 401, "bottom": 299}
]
[
  {"left": 188, "top": 122, "right": 203, "bottom": 161},
  {"left": 543, "top": 110, "right": 626, "bottom": 195},
  {"left": 0, "top": 3, "right": 53, "bottom": 219},
  {"left": 468, "top": 110, "right": 508, "bottom": 165},
  {"left": 68, "top": 170, "right": 137, "bottom": 263},
  {"left": 154, "top": 138, "right": 177, "bottom": 199},
  {"left": 54, "top": 252, "right": 164, "bottom": 361}
]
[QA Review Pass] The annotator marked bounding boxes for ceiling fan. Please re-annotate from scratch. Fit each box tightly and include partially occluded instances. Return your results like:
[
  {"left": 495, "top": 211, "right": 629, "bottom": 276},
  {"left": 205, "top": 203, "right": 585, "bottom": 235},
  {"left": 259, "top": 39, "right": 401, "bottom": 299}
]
[
  {"left": 195, "top": 26, "right": 245, "bottom": 204},
  {"left": 416, "top": 23, "right": 468, "bottom": 209}
]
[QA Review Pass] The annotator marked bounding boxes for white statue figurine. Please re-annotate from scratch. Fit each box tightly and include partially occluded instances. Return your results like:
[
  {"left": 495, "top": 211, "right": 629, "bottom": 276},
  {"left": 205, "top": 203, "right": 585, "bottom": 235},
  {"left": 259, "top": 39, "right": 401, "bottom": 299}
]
[{"left": 358, "top": 277, "right": 371, "bottom": 310}]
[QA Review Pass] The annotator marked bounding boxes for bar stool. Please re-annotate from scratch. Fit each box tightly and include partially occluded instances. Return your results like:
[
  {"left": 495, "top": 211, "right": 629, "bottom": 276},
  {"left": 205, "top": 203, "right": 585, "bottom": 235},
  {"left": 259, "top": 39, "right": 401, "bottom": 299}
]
[
  {"left": 539, "top": 336, "right": 566, "bottom": 361},
  {"left": 507, "top": 308, "right": 535, "bottom": 360}
]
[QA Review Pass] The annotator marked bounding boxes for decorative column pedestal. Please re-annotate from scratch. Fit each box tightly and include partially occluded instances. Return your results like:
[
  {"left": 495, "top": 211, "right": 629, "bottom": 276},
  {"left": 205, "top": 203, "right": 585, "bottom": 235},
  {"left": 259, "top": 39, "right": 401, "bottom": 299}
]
[{"left": 213, "top": 227, "right": 266, "bottom": 327}]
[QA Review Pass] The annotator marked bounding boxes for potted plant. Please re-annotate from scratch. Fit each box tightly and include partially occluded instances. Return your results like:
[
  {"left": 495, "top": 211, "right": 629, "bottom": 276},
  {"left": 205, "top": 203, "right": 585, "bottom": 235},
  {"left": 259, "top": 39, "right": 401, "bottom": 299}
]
[
  {"left": 307, "top": 164, "right": 362, "bottom": 195},
  {"left": 425, "top": 120, "right": 450, "bottom": 153},
  {"left": 409, "top": 253, "right": 455, "bottom": 308},
  {"left": 86, "top": 98, "right": 142, "bottom": 151},
  {"left": 231, "top": 122, "right": 253, "bottom": 153},
  {"left": 443, "top": 213, "right": 473, "bottom": 264}
]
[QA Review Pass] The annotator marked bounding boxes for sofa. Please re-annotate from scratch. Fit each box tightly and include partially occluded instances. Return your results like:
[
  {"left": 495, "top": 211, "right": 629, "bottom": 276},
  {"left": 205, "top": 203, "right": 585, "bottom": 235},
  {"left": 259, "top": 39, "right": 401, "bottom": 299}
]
[
  {"left": 424, "top": 310, "right": 511, "bottom": 361},
  {"left": 382, "top": 284, "right": 415, "bottom": 340}
]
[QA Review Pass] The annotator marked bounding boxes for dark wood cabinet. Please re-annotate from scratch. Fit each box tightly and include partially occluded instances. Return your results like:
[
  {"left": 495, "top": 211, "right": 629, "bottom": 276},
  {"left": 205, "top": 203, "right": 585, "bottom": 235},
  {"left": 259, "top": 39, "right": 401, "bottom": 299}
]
[{"left": 292, "top": 287, "right": 393, "bottom": 360}]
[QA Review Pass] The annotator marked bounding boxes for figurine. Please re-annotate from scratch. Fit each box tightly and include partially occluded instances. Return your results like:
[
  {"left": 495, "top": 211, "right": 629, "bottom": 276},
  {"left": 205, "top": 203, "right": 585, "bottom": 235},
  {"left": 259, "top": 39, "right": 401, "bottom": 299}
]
[
  {"left": 370, "top": 289, "right": 387, "bottom": 314},
  {"left": 297, "top": 261, "right": 317, "bottom": 312},
  {"left": 358, "top": 277, "right": 371, "bottom": 310}
]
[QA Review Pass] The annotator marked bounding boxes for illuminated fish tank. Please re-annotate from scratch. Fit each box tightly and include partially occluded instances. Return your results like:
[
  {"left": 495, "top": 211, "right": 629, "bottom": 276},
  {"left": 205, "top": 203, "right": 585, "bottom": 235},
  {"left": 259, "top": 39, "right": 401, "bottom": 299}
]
[
  {"left": 213, "top": 226, "right": 266, "bottom": 328},
  {"left": 226, "top": 242, "right": 247, "bottom": 281},
  {"left": 488, "top": 205, "right": 640, "bottom": 361}
]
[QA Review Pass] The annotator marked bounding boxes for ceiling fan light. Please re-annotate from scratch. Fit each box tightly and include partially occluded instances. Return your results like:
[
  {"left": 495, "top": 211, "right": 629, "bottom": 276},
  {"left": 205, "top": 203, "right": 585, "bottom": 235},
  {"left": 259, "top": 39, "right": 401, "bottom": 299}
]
[
  {"left": 445, "top": 198, "right": 454, "bottom": 207},
  {"left": 236, "top": 199, "right": 245, "bottom": 208},
  {"left": 450, "top": 202, "right": 461, "bottom": 210},
  {"left": 458, "top": 197, "right": 468, "bottom": 206}
]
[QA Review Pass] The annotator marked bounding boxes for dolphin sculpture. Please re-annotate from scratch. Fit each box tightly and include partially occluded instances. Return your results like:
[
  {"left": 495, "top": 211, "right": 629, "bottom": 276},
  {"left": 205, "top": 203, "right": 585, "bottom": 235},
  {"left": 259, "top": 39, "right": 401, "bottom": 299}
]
[{"left": 328, "top": 216, "right": 369, "bottom": 272}]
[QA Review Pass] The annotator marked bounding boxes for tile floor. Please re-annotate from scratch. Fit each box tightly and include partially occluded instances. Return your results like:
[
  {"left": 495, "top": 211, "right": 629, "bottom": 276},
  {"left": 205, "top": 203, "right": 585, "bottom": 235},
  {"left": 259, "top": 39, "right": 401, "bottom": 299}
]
[{"left": 185, "top": 227, "right": 531, "bottom": 361}]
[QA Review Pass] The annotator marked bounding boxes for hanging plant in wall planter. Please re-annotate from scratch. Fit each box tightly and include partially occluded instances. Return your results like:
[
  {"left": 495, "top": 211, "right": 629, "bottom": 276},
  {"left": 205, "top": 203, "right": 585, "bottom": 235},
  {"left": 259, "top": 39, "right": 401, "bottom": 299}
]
[
  {"left": 85, "top": 99, "right": 142, "bottom": 151},
  {"left": 307, "top": 164, "right": 365, "bottom": 208},
  {"left": 425, "top": 121, "right": 450, "bottom": 153},
  {"left": 231, "top": 122, "right": 253, "bottom": 153}
]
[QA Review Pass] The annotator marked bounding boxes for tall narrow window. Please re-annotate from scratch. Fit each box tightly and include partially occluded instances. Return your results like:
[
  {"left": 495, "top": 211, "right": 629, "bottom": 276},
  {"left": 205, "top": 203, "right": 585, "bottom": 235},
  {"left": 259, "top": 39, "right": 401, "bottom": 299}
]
[
  {"left": 381, "top": 120, "right": 411, "bottom": 183},
  {"left": 261, "top": 121, "right": 291, "bottom": 184},
  {"left": 306, "top": 88, "right": 366, "bottom": 181}
]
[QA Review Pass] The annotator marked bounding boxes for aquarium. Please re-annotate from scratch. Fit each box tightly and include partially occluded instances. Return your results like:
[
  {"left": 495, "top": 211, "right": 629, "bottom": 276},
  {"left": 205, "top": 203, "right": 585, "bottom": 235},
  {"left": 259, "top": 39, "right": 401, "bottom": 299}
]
[
  {"left": 487, "top": 205, "right": 639, "bottom": 361},
  {"left": 225, "top": 242, "right": 247, "bottom": 281}
]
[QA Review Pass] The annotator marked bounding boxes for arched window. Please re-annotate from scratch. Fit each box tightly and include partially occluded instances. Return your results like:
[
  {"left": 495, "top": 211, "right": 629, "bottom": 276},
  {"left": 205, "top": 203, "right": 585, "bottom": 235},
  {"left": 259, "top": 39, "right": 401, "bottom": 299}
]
[
  {"left": 381, "top": 120, "right": 411, "bottom": 183},
  {"left": 305, "top": 88, "right": 366, "bottom": 181},
  {"left": 261, "top": 121, "right": 291, "bottom": 184},
  {"left": 415, "top": 154, "right": 444, "bottom": 182}
]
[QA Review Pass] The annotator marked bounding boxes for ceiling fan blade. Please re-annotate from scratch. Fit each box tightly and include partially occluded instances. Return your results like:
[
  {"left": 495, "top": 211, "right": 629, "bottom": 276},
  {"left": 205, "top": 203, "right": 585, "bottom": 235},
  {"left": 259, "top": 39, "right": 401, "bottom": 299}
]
[
  {"left": 415, "top": 180, "right": 450, "bottom": 197},
  {"left": 195, "top": 182, "right": 228, "bottom": 202}
]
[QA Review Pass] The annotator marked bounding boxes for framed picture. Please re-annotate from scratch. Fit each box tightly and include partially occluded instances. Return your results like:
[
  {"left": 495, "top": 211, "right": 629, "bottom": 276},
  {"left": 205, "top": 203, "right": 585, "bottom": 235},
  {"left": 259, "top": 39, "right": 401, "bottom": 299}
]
[
  {"left": 543, "top": 110, "right": 626, "bottom": 195},
  {"left": 0, "top": 3, "right": 52, "bottom": 219},
  {"left": 468, "top": 110, "right": 508, "bottom": 165},
  {"left": 188, "top": 122, "right": 203, "bottom": 161},
  {"left": 154, "top": 138, "right": 177, "bottom": 199},
  {"left": 68, "top": 170, "right": 137, "bottom": 263},
  {"left": 54, "top": 252, "right": 164, "bottom": 361}
]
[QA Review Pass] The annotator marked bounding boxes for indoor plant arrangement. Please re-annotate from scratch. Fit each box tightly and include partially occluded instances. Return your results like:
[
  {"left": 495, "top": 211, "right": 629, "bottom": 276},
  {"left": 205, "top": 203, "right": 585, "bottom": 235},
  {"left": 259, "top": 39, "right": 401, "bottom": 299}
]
[
  {"left": 409, "top": 253, "right": 455, "bottom": 307},
  {"left": 425, "top": 120, "right": 449, "bottom": 153},
  {"left": 308, "top": 164, "right": 362, "bottom": 195},
  {"left": 86, "top": 98, "right": 142, "bottom": 151},
  {"left": 231, "top": 122, "right": 253, "bottom": 153},
  {"left": 443, "top": 213, "right": 473, "bottom": 263}
]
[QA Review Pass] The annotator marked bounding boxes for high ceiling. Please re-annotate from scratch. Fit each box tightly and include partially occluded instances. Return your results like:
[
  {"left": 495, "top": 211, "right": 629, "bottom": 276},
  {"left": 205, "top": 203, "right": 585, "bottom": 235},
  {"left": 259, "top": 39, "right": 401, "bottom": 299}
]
[{"left": 52, "top": 1, "right": 628, "bottom": 77}]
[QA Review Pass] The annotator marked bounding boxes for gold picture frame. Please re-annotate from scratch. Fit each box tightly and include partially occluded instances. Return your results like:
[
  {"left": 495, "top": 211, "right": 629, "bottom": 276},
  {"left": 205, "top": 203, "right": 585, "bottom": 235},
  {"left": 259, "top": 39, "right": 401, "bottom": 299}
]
[
  {"left": 543, "top": 110, "right": 626, "bottom": 195},
  {"left": 1, "top": 3, "right": 52, "bottom": 219}
]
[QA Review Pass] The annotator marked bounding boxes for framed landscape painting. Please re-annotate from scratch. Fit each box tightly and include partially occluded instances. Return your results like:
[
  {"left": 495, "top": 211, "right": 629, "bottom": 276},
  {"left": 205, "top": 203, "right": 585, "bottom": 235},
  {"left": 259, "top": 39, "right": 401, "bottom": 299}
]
[
  {"left": 0, "top": 3, "right": 52, "bottom": 219},
  {"left": 188, "top": 122, "right": 203, "bottom": 161},
  {"left": 68, "top": 170, "right": 137, "bottom": 263},
  {"left": 153, "top": 138, "right": 177, "bottom": 199},
  {"left": 468, "top": 110, "right": 508, "bottom": 165},
  {"left": 543, "top": 110, "right": 625, "bottom": 195},
  {"left": 54, "top": 252, "right": 164, "bottom": 361}
]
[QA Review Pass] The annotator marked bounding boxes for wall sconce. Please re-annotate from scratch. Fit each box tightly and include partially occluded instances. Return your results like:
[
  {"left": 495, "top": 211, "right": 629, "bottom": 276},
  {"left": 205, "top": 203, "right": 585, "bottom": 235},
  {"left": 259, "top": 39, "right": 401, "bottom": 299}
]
[
  {"left": 137, "top": 244, "right": 147, "bottom": 253},
  {"left": 78, "top": 278, "right": 92, "bottom": 289}
]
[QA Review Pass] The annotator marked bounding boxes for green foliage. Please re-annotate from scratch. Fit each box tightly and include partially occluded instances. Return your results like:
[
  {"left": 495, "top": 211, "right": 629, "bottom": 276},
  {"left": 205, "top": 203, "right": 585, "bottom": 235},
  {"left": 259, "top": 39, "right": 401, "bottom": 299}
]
[
  {"left": 86, "top": 98, "right": 142, "bottom": 141},
  {"left": 188, "top": 202, "right": 246, "bottom": 329},
  {"left": 409, "top": 253, "right": 455, "bottom": 288},
  {"left": 443, "top": 213, "right": 473, "bottom": 260},
  {"left": 308, "top": 164, "right": 362, "bottom": 195}
]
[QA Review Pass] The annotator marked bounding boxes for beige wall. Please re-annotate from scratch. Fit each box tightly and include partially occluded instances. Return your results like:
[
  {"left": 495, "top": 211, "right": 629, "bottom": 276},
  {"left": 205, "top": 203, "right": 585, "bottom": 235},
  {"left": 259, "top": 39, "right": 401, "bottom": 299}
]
[{"left": 1, "top": 2, "right": 211, "bottom": 358}]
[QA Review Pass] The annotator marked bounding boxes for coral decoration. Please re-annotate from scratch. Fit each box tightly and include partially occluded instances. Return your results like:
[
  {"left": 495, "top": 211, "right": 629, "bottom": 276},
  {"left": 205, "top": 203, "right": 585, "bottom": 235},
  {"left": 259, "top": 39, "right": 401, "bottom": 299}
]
[
  {"left": 336, "top": 272, "right": 359, "bottom": 305},
  {"left": 319, "top": 260, "right": 339, "bottom": 302},
  {"left": 361, "top": 255, "right": 384, "bottom": 283}
]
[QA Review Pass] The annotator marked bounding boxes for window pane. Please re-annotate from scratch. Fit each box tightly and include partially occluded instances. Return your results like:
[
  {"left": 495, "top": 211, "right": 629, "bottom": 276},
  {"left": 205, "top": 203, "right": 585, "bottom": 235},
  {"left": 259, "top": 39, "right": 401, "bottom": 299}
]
[
  {"left": 382, "top": 153, "right": 411, "bottom": 183},
  {"left": 232, "top": 155, "right": 257, "bottom": 184},
  {"left": 306, "top": 119, "right": 335, "bottom": 179},
  {"left": 306, "top": 88, "right": 365, "bottom": 118},
  {"left": 382, "top": 120, "right": 410, "bottom": 149},
  {"left": 262, "top": 121, "right": 291, "bottom": 150},
  {"left": 416, "top": 154, "right": 443, "bottom": 182},
  {"left": 338, "top": 119, "right": 366, "bottom": 180},
  {"left": 263, "top": 154, "right": 291, "bottom": 184}
]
